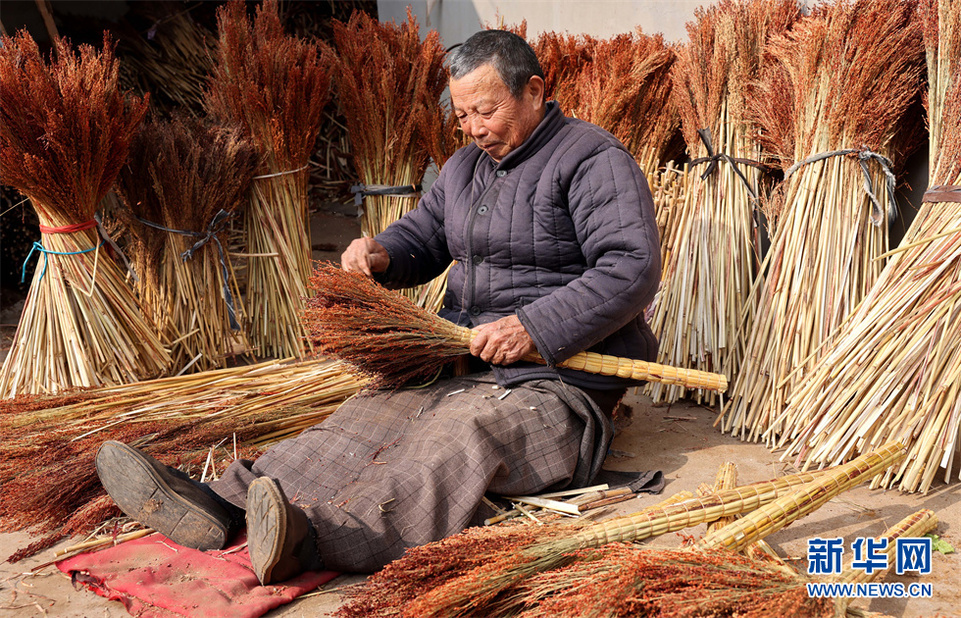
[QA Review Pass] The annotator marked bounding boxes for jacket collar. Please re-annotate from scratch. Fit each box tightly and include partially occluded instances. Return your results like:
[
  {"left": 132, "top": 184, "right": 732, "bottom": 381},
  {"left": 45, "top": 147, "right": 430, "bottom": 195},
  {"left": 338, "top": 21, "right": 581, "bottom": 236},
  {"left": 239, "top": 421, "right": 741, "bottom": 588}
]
[{"left": 486, "top": 101, "right": 564, "bottom": 171}]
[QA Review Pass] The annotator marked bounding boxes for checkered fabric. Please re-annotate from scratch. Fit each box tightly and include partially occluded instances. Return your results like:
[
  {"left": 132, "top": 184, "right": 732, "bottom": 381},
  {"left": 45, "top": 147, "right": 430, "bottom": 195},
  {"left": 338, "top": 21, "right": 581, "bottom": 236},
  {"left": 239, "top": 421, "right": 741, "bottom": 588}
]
[{"left": 210, "top": 372, "right": 613, "bottom": 572}]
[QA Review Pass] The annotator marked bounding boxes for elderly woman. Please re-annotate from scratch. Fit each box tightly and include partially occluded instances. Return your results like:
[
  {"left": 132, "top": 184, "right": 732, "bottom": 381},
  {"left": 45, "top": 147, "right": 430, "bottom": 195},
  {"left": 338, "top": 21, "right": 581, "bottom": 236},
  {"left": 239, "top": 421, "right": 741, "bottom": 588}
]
[{"left": 96, "top": 29, "right": 660, "bottom": 585}]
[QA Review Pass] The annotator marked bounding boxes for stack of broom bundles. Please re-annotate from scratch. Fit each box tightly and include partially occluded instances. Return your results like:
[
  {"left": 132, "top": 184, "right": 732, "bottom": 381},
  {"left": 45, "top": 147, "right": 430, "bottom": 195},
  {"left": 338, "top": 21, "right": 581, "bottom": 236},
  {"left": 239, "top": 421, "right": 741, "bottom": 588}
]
[
  {"left": 648, "top": 0, "right": 799, "bottom": 406},
  {"left": 0, "top": 357, "right": 368, "bottom": 560},
  {"left": 769, "top": 0, "right": 961, "bottom": 494},
  {"left": 115, "top": 116, "right": 259, "bottom": 373},
  {"left": 719, "top": 0, "right": 925, "bottom": 441},
  {"left": 337, "top": 442, "right": 907, "bottom": 617},
  {"left": 330, "top": 9, "right": 449, "bottom": 309},
  {"left": 205, "top": 0, "right": 332, "bottom": 359},
  {"left": 0, "top": 32, "right": 170, "bottom": 396}
]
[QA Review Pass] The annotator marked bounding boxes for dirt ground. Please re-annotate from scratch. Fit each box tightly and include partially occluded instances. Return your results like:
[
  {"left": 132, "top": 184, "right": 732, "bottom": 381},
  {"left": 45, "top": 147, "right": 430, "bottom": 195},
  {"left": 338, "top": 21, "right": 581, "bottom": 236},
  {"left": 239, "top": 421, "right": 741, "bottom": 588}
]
[{"left": 1, "top": 210, "right": 958, "bottom": 617}]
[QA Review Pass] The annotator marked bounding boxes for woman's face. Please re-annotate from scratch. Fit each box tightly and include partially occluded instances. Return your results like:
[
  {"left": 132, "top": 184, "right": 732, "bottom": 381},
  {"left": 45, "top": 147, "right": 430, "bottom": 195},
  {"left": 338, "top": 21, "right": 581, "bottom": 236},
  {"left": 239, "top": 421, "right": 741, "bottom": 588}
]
[{"left": 449, "top": 64, "right": 545, "bottom": 162}]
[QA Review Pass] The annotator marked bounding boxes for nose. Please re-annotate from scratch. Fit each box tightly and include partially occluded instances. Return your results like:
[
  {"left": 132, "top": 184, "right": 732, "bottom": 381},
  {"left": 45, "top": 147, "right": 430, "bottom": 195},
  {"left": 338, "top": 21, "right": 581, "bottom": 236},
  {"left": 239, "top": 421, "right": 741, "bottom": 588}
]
[{"left": 461, "top": 115, "right": 487, "bottom": 140}]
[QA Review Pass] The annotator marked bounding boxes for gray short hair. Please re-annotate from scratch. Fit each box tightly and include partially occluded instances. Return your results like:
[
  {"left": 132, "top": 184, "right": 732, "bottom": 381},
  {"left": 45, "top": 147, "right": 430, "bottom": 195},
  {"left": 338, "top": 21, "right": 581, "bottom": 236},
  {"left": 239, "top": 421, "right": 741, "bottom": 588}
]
[{"left": 447, "top": 30, "right": 543, "bottom": 98}]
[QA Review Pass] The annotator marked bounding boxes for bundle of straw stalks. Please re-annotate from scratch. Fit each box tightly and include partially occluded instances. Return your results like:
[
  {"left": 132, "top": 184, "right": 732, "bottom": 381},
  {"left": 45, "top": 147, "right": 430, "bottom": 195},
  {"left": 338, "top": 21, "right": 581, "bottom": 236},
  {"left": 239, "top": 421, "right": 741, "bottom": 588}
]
[
  {"left": 337, "top": 442, "right": 905, "bottom": 617},
  {"left": 0, "top": 32, "right": 171, "bottom": 397},
  {"left": 115, "top": 0, "right": 215, "bottom": 116},
  {"left": 0, "top": 357, "right": 367, "bottom": 559},
  {"left": 304, "top": 262, "right": 728, "bottom": 392},
  {"left": 205, "top": 0, "right": 332, "bottom": 359},
  {"left": 764, "top": 0, "right": 961, "bottom": 494},
  {"left": 719, "top": 0, "right": 925, "bottom": 441},
  {"left": 648, "top": 0, "right": 799, "bottom": 406},
  {"left": 330, "top": 9, "right": 449, "bottom": 308},
  {"left": 115, "top": 116, "right": 259, "bottom": 373}
]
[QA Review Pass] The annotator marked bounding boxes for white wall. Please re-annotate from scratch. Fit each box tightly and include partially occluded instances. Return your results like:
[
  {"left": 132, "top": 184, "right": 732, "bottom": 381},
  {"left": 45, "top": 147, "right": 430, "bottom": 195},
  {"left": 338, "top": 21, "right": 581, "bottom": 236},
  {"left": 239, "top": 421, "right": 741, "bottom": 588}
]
[{"left": 377, "top": 0, "right": 718, "bottom": 47}]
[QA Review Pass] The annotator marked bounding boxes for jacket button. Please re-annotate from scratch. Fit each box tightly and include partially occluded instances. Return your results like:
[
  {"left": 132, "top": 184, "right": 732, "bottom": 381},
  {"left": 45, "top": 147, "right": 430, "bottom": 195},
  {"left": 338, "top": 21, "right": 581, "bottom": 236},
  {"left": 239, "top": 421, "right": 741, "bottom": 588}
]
[
  {"left": 470, "top": 306, "right": 481, "bottom": 316},
  {"left": 472, "top": 254, "right": 483, "bottom": 264},
  {"left": 477, "top": 205, "right": 489, "bottom": 214},
  {"left": 496, "top": 170, "right": 507, "bottom": 177}
]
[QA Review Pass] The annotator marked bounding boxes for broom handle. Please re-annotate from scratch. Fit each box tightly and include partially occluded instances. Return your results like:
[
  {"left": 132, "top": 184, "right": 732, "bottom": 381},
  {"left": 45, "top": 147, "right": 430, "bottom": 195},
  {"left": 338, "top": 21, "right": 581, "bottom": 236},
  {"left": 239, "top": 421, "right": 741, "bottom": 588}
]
[{"left": 460, "top": 328, "right": 728, "bottom": 392}]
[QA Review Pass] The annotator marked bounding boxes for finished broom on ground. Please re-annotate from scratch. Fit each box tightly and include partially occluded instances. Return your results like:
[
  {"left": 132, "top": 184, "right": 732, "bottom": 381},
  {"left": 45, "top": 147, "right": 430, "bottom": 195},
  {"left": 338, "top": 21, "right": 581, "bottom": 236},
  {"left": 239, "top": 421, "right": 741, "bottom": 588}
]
[
  {"left": 116, "top": 115, "right": 259, "bottom": 372},
  {"left": 0, "top": 31, "right": 171, "bottom": 396},
  {"left": 337, "top": 442, "right": 906, "bottom": 617},
  {"left": 205, "top": 0, "right": 332, "bottom": 359},
  {"left": 303, "top": 263, "right": 727, "bottom": 392}
]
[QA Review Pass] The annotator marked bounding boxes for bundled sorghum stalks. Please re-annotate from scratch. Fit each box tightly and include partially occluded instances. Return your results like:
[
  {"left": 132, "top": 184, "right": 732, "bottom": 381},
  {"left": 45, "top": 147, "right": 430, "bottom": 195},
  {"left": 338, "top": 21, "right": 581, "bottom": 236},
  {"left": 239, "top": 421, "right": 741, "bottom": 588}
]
[
  {"left": 719, "top": 0, "right": 925, "bottom": 441},
  {"left": 0, "top": 357, "right": 367, "bottom": 558},
  {"left": 337, "top": 443, "right": 905, "bottom": 617},
  {"left": 769, "top": 0, "right": 961, "bottom": 494},
  {"left": 648, "top": 0, "right": 799, "bottom": 406},
  {"left": 0, "top": 32, "right": 171, "bottom": 397},
  {"left": 115, "top": 116, "right": 259, "bottom": 372},
  {"left": 205, "top": 0, "right": 332, "bottom": 359},
  {"left": 330, "top": 9, "right": 449, "bottom": 308}
]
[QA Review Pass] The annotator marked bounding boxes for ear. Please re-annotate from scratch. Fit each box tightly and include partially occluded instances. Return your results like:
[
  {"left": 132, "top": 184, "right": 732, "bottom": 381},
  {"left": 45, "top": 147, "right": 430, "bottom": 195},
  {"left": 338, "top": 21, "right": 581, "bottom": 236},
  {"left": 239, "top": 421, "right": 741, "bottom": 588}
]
[{"left": 526, "top": 75, "right": 545, "bottom": 107}]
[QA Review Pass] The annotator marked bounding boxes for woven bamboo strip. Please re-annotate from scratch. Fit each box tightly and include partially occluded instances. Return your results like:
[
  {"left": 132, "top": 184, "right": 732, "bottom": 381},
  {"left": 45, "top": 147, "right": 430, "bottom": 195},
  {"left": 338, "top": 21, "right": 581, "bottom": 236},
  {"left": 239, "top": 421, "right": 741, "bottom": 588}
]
[{"left": 697, "top": 442, "right": 905, "bottom": 552}]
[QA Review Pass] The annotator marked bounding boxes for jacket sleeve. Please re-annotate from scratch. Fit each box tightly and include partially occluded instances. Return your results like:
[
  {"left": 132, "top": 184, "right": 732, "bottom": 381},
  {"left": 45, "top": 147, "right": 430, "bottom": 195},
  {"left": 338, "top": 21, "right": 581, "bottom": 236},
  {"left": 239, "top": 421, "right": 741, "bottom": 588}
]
[
  {"left": 516, "top": 146, "right": 661, "bottom": 366},
  {"left": 372, "top": 171, "right": 453, "bottom": 290}
]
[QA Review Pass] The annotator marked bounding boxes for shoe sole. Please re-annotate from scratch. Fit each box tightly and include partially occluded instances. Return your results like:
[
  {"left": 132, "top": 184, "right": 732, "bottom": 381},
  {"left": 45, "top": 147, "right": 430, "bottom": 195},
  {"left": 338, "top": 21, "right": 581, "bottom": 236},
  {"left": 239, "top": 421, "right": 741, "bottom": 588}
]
[
  {"left": 246, "top": 477, "right": 288, "bottom": 585},
  {"left": 96, "top": 441, "right": 227, "bottom": 550}
]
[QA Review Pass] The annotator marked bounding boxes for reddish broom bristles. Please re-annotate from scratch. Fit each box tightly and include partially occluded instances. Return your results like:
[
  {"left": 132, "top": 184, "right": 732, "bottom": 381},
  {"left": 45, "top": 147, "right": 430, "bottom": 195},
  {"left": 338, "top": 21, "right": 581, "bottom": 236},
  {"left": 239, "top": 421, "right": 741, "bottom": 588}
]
[
  {"left": 0, "top": 30, "right": 171, "bottom": 395},
  {"left": 115, "top": 115, "right": 259, "bottom": 371},
  {"left": 508, "top": 545, "right": 834, "bottom": 618},
  {"left": 205, "top": 0, "right": 332, "bottom": 359}
]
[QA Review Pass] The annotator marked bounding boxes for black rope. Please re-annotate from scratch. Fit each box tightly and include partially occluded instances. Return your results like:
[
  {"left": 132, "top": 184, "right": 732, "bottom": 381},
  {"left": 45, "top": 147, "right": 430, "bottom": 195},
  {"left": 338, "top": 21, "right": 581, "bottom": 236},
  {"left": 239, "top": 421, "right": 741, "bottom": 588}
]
[
  {"left": 922, "top": 185, "right": 961, "bottom": 203},
  {"left": 135, "top": 209, "right": 240, "bottom": 330},
  {"left": 688, "top": 128, "right": 770, "bottom": 201},
  {"left": 784, "top": 147, "right": 898, "bottom": 226},
  {"left": 349, "top": 183, "right": 422, "bottom": 209}
]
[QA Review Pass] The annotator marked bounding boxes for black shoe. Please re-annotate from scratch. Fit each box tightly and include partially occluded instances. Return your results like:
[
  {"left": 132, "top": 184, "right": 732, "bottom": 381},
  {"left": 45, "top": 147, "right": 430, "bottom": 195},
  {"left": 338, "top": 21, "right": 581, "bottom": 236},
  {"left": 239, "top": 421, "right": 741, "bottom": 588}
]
[
  {"left": 246, "top": 477, "right": 318, "bottom": 585},
  {"left": 96, "top": 440, "right": 232, "bottom": 551}
]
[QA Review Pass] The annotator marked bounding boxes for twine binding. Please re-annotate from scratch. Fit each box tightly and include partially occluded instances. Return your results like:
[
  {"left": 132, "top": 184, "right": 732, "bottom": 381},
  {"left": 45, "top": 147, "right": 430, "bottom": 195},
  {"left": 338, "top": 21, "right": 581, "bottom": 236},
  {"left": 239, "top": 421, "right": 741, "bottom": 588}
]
[
  {"left": 785, "top": 147, "right": 898, "bottom": 226},
  {"left": 688, "top": 128, "right": 769, "bottom": 201},
  {"left": 349, "top": 183, "right": 422, "bottom": 210},
  {"left": 921, "top": 185, "right": 961, "bottom": 203},
  {"left": 134, "top": 209, "right": 241, "bottom": 330}
]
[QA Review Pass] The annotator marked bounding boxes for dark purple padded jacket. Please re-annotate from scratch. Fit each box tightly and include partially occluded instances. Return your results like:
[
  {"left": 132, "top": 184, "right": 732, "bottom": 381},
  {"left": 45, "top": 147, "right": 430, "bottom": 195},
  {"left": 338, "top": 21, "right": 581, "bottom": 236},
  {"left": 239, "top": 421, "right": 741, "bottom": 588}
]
[{"left": 374, "top": 101, "right": 661, "bottom": 390}]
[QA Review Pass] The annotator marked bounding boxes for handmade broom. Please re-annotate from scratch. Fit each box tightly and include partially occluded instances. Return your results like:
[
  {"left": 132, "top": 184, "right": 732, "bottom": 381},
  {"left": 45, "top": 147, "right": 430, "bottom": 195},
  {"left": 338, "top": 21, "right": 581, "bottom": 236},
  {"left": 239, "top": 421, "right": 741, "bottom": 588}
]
[
  {"left": 205, "top": 0, "right": 332, "bottom": 359},
  {"left": 0, "top": 31, "right": 171, "bottom": 396},
  {"left": 337, "top": 442, "right": 904, "bottom": 617},
  {"left": 303, "top": 263, "right": 727, "bottom": 392}
]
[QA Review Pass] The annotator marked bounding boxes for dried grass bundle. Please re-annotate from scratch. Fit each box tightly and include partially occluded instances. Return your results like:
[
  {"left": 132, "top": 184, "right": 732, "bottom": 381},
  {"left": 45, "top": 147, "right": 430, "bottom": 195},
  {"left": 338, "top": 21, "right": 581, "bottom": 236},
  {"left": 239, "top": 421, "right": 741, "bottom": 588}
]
[
  {"left": 304, "top": 263, "right": 728, "bottom": 392},
  {"left": 337, "top": 443, "right": 903, "bottom": 617},
  {"left": 205, "top": 0, "right": 332, "bottom": 359},
  {"left": 719, "top": 0, "right": 925, "bottom": 442},
  {"left": 0, "top": 357, "right": 367, "bottom": 557},
  {"left": 0, "top": 31, "right": 170, "bottom": 396},
  {"left": 115, "top": 116, "right": 259, "bottom": 372},
  {"left": 530, "top": 31, "right": 598, "bottom": 108},
  {"left": 648, "top": 0, "right": 800, "bottom": 407},
  {"left": 330, "top": 9, "right": 449, "bottom": 308},
  {"left": 115, "top": 0, "right": 215, "bottom": 116},
  {"left": 761, "top": 0, "right": 961, "bottom": 493}
]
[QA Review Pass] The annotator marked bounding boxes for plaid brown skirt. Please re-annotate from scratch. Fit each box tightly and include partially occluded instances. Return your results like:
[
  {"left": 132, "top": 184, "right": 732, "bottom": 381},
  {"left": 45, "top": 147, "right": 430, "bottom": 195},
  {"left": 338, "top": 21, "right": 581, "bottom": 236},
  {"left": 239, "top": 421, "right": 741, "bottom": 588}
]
[{"left": 210, "top": 372, "right": 613, "bottom": 572}]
